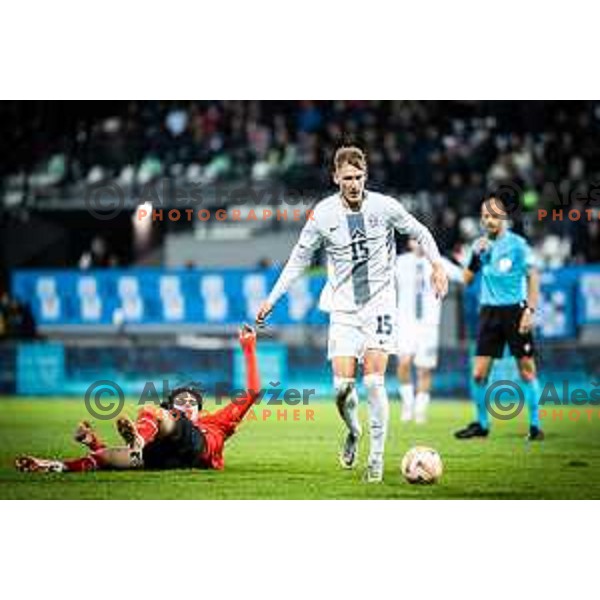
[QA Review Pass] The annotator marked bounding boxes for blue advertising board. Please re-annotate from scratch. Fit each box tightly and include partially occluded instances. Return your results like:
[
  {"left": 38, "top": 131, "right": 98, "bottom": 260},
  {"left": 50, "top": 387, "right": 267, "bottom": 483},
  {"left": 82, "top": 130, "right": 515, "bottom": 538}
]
[{"left": 11, "top": 265, "right": 600, "bottom": 338}]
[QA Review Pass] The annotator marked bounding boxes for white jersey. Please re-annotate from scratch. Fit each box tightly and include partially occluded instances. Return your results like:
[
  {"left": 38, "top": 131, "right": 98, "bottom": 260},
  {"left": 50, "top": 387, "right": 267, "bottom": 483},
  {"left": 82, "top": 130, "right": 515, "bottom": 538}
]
[
  {"left": 395, "top": 253, "right": 463, "bottom": 326},
  {"left": 318, "top": 260, "right": 335, "bottom": 313},
  {"left": 268, "top": 191, "right": 442, "bottom": 313}
]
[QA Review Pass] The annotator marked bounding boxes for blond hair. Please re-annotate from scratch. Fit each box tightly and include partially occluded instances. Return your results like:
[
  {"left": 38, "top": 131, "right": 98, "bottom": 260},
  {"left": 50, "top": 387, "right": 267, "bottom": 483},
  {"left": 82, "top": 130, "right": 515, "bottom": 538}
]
[{"left": 333, "top": 146, "right": 367, "bottom": 172}]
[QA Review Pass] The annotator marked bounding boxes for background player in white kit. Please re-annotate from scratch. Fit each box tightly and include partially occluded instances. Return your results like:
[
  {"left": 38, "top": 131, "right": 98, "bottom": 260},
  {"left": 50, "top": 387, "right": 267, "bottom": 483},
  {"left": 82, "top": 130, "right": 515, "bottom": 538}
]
[
  {"left": 395, "top": 238, "right": 463, "bottom": 424},
  {"left": 256, "top": 146, "right": 448, "bottom": 482}
]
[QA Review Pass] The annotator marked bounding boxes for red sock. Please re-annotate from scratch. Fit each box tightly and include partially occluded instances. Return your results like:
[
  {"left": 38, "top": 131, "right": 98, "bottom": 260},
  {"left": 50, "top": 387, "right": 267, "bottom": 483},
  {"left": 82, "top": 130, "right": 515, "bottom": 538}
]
[
  {"left": 63, "top": 454, "right": 98, "bottom": 472},
  {"left": 135, "top": 408, "right": 160, "bottom": 444}
]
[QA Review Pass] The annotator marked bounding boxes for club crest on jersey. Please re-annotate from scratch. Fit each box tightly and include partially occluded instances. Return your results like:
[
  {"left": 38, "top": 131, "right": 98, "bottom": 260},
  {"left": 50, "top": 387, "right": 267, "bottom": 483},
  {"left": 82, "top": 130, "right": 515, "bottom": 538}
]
[
  {"left": 498, "top": 257, "right": 513, "bottom": 272},
  {"left": 368, "top": 214, "right": 382, "bottom": 228}
]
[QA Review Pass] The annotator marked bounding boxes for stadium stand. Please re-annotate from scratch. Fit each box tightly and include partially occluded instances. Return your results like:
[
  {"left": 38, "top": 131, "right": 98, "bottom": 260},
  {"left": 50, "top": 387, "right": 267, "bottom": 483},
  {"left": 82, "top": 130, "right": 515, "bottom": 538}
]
[{"left": 2, "top": 101, "right": 600, "bottom": 269}]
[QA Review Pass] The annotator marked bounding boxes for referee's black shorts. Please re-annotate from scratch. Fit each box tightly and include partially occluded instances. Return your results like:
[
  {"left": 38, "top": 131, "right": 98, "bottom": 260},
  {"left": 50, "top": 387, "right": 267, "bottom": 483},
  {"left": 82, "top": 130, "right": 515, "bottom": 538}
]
[{"left": 476, "top": 303, "right": 535, "bottom": 359}]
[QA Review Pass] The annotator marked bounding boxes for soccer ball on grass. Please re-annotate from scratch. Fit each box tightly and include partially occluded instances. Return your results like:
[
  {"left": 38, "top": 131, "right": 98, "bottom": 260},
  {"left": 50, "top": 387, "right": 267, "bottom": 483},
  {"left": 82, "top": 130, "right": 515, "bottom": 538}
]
[{"left": 401, "top": 446, "right": 443, "bottom": 484}]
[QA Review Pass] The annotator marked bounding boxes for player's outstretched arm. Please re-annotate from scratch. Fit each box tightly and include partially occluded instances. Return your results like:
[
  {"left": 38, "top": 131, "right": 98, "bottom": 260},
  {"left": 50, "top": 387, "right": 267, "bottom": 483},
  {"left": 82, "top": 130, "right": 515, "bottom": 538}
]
[
  {"left": 440, "top": 256, "right": 465, "bottom": 284},
  {"left": 256, "top": 300, "right": 274, "bottom": 326},
  {"left": 239, "top": 324, "right": 260, "bottom": 394},
  {"left": 430, "top": 261, "right": 449, "bottom": 299},
  {"left": 203, "top": 325, "right": 261, "bottom": 432},
  {"left": 387, "top": 198, "right": 448, "bottom": 297},
  {"left": 387, "top": 198, "right": 441, "bottom": 263},
  {"left": 256, "top": 218, "right": 322, "bottom": 325}
]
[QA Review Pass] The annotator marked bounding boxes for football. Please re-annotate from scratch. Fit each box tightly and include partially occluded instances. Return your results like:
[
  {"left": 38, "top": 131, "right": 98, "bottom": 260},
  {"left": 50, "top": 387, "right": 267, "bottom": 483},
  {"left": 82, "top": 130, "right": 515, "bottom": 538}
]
[{"left": 401, "top": 446, "right": 443, "bottom": 484}]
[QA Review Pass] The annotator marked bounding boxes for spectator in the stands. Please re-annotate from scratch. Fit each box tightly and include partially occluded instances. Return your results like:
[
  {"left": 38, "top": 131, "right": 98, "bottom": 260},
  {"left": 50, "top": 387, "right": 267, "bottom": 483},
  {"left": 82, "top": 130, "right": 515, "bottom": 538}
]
[
  {"left": 3, "top": 101, "right": 600, "bottom": 265},
  {"left": 79, "top": 236, "right": 118, "bottom": 269},
  {"left": 0, "top": 292, "right": 9, "bottom": 337},
  {"left": 0, "top": 296, "right": 37, "bottom": 339},
  {"left": 257, "top": 257, "right": 272, "bottom": 270}
]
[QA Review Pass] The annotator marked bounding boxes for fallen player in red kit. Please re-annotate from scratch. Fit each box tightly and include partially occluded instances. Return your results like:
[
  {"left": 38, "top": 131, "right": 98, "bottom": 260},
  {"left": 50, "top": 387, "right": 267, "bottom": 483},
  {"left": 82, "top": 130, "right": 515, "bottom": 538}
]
[{"left": 15, "top": 325, "right": 260, "bottom": 473}]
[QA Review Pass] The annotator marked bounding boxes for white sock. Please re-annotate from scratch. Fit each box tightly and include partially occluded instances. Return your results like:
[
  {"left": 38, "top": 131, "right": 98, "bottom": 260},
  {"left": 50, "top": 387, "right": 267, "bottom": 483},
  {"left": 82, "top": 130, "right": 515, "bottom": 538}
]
[
  {"left": 415, "top": 391, "right": 430, "bottom": 423},
  {"left": 365, "top": 373, "right": 389, "bottom": 467},
  {"left": 346, "top": 386, "right": 361, "bottom": 437},
  {"left": 400, "top": 383, "right": 415, "bottom": 420},
  {"left": 334, "top": 377, "right": 362, "bottom": 437}
]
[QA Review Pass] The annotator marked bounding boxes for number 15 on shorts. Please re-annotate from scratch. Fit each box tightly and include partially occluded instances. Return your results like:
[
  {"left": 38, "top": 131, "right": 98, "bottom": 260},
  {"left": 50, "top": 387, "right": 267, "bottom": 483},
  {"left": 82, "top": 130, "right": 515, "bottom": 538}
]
[{"left": 376, "top": 314, "right": 393, "bottom": 335}]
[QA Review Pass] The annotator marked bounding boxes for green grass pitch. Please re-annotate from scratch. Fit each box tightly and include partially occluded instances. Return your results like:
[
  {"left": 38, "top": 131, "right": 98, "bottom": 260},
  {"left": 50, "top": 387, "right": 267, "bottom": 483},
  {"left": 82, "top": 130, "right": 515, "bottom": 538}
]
[{"left": 1, "top": 397, "right": 600, "bottom": 499}]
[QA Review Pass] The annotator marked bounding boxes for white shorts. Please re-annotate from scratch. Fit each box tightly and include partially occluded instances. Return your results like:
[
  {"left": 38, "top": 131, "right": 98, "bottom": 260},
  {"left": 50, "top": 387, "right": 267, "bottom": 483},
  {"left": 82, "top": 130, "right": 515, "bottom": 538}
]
[
  {"left": 396, "top": 321, "right": 440, "bottom": 369},
  {"left": 327, "top": 296, "right": 397, "bottom": 360}
]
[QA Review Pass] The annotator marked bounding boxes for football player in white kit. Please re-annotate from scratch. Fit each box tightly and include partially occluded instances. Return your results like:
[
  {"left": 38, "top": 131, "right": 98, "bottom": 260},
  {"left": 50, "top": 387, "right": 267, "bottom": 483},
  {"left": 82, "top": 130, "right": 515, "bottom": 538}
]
[
  {"left": 395, "top": 238, "right": 463, "bottom": 424},
  {"left": 256, "top": 146, "right": 448, "bottom": 482}
]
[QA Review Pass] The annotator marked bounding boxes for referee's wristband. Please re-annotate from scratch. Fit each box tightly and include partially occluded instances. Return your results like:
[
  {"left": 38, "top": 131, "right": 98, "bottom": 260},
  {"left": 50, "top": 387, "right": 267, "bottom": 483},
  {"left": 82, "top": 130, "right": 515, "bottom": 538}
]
[{"left": 467, "top": 252, "right": 482, "bottom": 273}]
